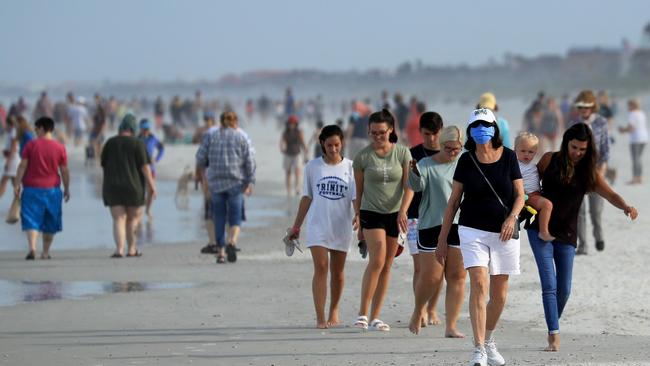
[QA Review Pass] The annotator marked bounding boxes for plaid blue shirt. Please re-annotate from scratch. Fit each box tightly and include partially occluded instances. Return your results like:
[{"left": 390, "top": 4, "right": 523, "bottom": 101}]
[
  {"left": 571, "top": 114, "right": 609, "bottom": 165},
  {"left": 196, "top": 127, "right": 255, "bottom": 193}
]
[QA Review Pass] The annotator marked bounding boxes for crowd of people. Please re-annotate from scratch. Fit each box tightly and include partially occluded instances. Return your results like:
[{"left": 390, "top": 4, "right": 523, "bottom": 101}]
[
  {"left": 1, "top": 86, "right": 646, "bottom": 366},
  {"left": 285, "top": 89, "right": 641, "bottom": 366}
]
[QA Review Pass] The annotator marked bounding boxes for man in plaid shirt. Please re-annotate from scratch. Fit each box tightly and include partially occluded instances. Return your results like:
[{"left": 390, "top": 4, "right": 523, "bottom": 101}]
[
  {"left": 571, "top": 90, "right": 609, "bottom": 254},
  {"left": 195, "top": 111, "right": 255, "bottom": 263}
]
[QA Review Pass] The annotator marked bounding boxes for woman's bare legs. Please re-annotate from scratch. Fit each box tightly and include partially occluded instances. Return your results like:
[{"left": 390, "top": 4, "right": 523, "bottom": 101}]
[
  {"left": 409, "top": 252, "right": 444, "bottom": 334},
  {"left": 358, "top": 229, "right": 398, "bottom": 322},
  {"left": 110, "top": 206, "right": 127, "bottom": 256},
  {"left": 125, "top": 206, "right": 144, "bottom": 255},
  {"left": 444, "top": 248, "right": 467, "bottom": 338},
  {"left": 328, "top": 249, "right": 347, "bottom": 327},
  {"left": 310, "top": 246, "right": 329, "bottom": 328}
]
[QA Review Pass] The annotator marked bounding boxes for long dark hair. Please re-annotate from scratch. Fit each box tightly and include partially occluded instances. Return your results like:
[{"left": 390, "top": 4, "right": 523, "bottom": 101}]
[
  {"left": 368, "top": 108, "right": 398, "bottom": 143},
  {"left": 463, "top": 122, "right": 503, "bottom": 151},
  {"left": 319, "top": 124, "right": 345, "bottom": 155},
  {"left": 558, "top": 123, "right": 598, "bottom": 190}
]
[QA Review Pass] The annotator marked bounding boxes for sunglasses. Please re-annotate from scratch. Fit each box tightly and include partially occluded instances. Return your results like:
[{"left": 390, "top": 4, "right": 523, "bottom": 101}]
[
  {"left": 369, "top": 130, "right": 389, "bottom": 136},
  {"left": 577, "top": 106, "right": 592, "bottom": 110},
  {"left": 469, "top": 120, "right": 494, "bottom": 128}
]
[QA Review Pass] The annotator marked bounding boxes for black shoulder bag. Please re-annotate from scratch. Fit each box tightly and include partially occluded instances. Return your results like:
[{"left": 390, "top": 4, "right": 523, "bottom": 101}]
[{"left": 468, "top": 153, "right": 520, "bottom": 240}]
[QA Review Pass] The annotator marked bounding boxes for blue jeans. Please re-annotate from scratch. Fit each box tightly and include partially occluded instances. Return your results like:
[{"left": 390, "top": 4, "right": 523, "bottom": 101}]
[
  {"left": 212, "top": 185, "right": 244, "bottom": 247},
  {"left": 527, "top": 229, "right": 576, "bottom": 334}
]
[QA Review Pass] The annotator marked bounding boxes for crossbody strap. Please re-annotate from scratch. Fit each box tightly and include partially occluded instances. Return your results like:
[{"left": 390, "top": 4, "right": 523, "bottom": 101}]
[{"left": 468, "top": 152, "right": 508, "bottom": 212}]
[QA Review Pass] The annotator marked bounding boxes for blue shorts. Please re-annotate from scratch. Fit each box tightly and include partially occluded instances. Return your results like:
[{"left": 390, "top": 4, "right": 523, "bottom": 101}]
[{"left": 21, "top": 187, "right": 63, "bottom": 233}]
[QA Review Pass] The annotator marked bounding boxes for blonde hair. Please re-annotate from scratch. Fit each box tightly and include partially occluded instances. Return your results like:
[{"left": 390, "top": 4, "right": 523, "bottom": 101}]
[
  {"left": 439, "top": 125, "right": 463, "bottom": 145},
  {"left": 514, "top": 131, "right": 539, "bottom": 148}
]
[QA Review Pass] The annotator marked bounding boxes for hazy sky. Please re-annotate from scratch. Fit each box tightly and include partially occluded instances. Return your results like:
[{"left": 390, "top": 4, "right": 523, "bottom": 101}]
[{"left": 1, "top": 0, "right": 648, "bottom": 85}]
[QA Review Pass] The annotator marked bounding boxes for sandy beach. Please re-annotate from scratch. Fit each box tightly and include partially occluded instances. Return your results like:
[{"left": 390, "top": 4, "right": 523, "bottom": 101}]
[{"left": 1, "top": 108, "right": 650, "bottom": 365}]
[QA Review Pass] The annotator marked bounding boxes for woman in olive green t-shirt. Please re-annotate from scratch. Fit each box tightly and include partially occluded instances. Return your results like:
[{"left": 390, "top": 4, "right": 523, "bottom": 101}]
[{"left": 352, "top": 109, "right": 413, "bottom": 332}]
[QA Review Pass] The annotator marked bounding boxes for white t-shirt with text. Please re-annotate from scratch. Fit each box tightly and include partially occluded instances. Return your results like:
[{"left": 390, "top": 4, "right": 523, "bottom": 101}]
[{"left": 303, "top": 157, "right": 356, "bottom": 252}]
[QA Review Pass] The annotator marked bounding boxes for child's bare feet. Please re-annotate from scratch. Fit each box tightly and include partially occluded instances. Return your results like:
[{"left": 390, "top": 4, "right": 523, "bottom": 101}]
[
  {"left": 444, "top": 328, "right": 465, "bottom": 338},
  {"left": 427, "top": 311, "right": 441, "bottom": 325},
  {"left": 544, "top": 333, "right": 560, "bottom": 351},
  {"left": 316, "top": 321, "right": 328, "bottom": 329},
  {"left": 538, "top": 232, "right": 556, "bottom": 242},
  {"left": 408, "top": 310, "right": 422, "bottom": 335}
]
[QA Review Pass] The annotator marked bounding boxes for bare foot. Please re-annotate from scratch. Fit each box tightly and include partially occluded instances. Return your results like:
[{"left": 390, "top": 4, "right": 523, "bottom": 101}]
[
  {"left": 408, "top": 310, "right": 422, "bottom": 335},
  {"left": 427, "top": 311, "right": 441, "bottom": 325},
  {"left": 445, "top": 328, "right": 465, "bottom": 338},
  {"left": 327, "top": 313, "right": 341, "bottom": 328},
  {"left": 544, "top": 333, "right": 560, "bottom": 351},
  {"left": 316, "top": 321, "right": 328, "bottom": 329},
  {"left": 538, "top": 232, "right": 556, "bottom": 242}
]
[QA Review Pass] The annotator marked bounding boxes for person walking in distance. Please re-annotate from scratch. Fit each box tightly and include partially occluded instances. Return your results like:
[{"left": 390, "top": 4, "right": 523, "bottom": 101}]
[
  {"left": 14, "top": 117, "right": 70, "bottom": 260},
  {"left": 195, "top": 111, "right": 255, "bottom": 264},
  {"left": 279, "top": 115, "right": 308, "bottom": 196},
  {"left": 101, "top": 114, "right": 156, "bottom": 258},
  {"left": 571, "top": 90, "right": 609, "bottom": 254}
]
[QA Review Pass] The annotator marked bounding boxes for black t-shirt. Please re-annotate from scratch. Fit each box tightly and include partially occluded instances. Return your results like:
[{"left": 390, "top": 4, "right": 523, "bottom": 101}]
[
  {"left": 453, "top": 148, "right": 522, "bottom": 233},
  {"left": 531, "top": 153, "right": 588, "bottom": 246},
  {"left": 407, "top": 144, "right": 439, "bottom": 218}
]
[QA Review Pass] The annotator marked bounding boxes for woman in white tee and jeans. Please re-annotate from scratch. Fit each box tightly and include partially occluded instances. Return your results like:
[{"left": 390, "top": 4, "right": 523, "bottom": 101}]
[{"left": 288, "top": 125, "right": 356, "bottom": 329}]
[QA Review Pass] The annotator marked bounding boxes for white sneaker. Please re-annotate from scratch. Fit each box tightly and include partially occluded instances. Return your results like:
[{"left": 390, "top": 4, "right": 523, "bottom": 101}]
[
  {"left": 485, "top": 339, "right": 506, "bottom": 366},
  {"left": 469, "top": 346, "right": 487, "bottom": 366}
]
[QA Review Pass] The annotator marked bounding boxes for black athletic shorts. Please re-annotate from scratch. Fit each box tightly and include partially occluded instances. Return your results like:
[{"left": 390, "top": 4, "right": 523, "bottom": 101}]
[
  {"left": 359, "top": 210, "right": 399, "bottom": 238},
  {"left": 417, "top": 224, "right": 460, "bottom": 252}
]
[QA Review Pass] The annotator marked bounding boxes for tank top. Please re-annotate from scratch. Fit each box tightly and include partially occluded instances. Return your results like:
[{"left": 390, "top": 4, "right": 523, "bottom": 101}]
[
  {"left": 283, "top": 129, "right": 302, "bottom": 156},
  {"left": 534, "top": 153, "right": 588, "bottom": 246}
]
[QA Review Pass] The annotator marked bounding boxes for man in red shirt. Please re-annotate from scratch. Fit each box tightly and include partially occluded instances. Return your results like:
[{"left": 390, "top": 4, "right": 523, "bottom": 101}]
[{"left": 14, "top": 117, "right": 70, "bottom": 260}]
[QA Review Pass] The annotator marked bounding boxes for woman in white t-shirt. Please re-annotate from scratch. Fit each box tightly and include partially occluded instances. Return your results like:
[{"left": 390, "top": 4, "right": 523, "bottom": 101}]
[
  {"left": 619, "top": 98, "right": 648, "bottom": 185},
  {"left": 288, "top": 125, "right": 357, "bottom": 329}
]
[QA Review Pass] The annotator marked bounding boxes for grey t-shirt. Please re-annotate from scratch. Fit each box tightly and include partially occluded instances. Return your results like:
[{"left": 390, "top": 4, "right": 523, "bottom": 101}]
[{"left": 353, "top": 143, "right": 411, "bottom": 214}]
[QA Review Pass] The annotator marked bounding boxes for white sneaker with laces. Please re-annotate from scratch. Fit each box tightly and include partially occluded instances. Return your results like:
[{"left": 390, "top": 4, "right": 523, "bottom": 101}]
[
  {"left": 469, "top": 346, "right": 487, "bottom": 366},
  {"left": 485, "top": 339, "right": 506, "bottom": 366}
]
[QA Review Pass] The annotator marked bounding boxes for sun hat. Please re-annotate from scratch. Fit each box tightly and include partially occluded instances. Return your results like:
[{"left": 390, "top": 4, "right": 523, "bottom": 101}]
[
  {"left": 119, "top": 113, "right": 137, "bottom": 133},
  {"left": 478, "top": 92, "right": 497, "bottom": 110},
  {"left": 574, "top": 90, "right": 598, "bottom": 110},
  {"left": 467, "top": 108, "right": 497, "bottom": 126}
]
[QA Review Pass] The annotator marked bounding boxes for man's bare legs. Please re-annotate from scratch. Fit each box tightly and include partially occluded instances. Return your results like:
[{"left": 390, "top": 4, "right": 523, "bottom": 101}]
[
  {"left": 41, "top": 233, "right": 54, "bottom": 259},
  {"left": 26, "top": 230, "right": 39, "bottom": 255}
]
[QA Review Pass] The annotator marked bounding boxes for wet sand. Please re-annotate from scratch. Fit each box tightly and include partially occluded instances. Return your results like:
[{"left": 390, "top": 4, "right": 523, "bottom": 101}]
[{"left": 1, "top": 111, "right": 650, "bottom": 365}]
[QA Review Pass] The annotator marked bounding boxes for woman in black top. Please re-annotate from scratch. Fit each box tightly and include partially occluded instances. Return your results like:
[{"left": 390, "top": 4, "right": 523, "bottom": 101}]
[
  {"left": 437, "top": 108, "right": 524, "bottom": 366},
  {"left": 528, "top": 123, "right": 638, "bottom": 352}
]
